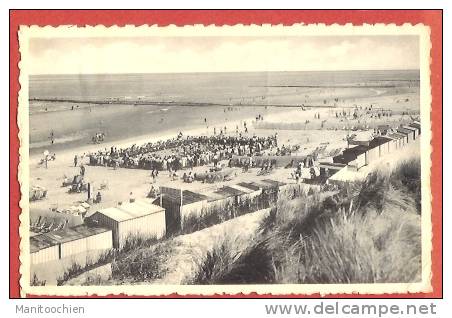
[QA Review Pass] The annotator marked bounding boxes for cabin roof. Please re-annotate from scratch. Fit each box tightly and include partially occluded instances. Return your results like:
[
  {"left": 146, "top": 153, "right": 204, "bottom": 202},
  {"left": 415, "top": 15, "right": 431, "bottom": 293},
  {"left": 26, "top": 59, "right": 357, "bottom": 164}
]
[
  {"left": 397, "top": 127, "right": 413, "bottom": 135},
  {"left": 262, "top": 179, "right": 287, "bottom": 187},
  {"left": 162, "top": 190, "right": 209, "bottom": 205},
  {"left": 215, "top": 186, "right": 246, "bottom": 197},
  {"left": 369, "top": 136, "right": 391, "bottom": 148},
  {"left": 318, "top": 162, "right": 347, "bottom": 169},
  {"left": 237, "top": 182, "right": 261, "bottom": 191},
  {"left": 409, "top": 122, "right": 421, "bottom": 130},
  {"left": 30, "top": 224, "right": 110, "bottom": 253},
  {"left": 387, "top": 133, "right": 406, "bottom": 140},
  {"left": 94, "top": 200, "right": 164, "bottom": 222},
  {"left": 343, "top": 145, "right": 369, "bottom": 157}
]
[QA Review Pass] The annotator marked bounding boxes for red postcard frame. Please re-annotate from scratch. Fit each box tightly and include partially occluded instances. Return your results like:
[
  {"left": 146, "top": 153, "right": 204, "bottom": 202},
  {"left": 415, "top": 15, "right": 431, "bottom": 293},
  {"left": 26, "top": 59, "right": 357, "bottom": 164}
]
[{"left": 9, "top": 9, "right": 443, "bottom": 299}]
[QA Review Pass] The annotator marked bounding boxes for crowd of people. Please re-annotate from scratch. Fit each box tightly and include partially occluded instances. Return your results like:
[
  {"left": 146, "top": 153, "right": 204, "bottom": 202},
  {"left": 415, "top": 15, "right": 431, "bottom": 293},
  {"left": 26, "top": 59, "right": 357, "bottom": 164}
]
[{"left": 87, "top": 134, "right": 278, "bottom": 172}]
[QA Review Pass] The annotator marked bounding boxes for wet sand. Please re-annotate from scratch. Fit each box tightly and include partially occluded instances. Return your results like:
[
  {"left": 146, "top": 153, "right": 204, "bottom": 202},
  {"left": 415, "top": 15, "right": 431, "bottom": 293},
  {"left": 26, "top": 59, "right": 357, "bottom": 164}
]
[{"left": 28, "top": 82, "right": 418, "bottom": 155}]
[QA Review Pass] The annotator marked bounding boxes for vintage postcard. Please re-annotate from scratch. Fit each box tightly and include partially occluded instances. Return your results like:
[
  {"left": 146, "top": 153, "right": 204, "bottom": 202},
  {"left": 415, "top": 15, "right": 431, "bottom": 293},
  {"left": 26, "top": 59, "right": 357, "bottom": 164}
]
[{"left": 17, "top": 23, "right": 433, "bottom": 297}]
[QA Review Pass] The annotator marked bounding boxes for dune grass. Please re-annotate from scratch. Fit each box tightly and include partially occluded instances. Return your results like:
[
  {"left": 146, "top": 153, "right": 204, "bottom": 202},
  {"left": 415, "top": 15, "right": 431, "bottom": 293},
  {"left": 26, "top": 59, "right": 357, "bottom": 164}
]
[
  {"left": 30, "top": 273, "right": 46, "bottom": 286},
  {"left": 57, "top": 234, "right": 163, "bottom": 285},
  {"left": 189, "top": 238, "right": 276, "bottom": 285},
  {"left": 111, "top": 240, "right": 175, "bottom": 282},
  {"left": 190, "top": 157, "right": 422, "bottom": 284}
]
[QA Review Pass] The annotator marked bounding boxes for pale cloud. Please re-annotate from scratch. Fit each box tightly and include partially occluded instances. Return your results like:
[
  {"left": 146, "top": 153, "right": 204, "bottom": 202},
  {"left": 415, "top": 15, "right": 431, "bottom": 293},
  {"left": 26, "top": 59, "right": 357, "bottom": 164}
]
[{"left": 28, "top": 36, "right": 419, "bottom": 74}]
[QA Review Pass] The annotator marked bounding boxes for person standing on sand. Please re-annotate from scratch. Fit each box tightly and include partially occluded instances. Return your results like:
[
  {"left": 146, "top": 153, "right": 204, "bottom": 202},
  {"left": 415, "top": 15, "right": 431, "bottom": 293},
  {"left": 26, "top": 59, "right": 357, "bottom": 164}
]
[
  {"left": 49, "top": 130, "right": 55, "bottom": 145},
  {"left": 74, "top": 155, "right": 78, "bottom": 167},
  {"left": 95, "top": 191, "right": 102, "bottom": 204}
]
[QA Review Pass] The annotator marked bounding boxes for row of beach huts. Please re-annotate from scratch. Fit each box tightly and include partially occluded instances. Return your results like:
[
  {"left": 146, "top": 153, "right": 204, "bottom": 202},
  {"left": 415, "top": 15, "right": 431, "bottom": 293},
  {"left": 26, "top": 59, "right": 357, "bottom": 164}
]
[
  {"left": 30, "top": 178, "right": 292, "bottom": 265},
  {"left": 318, "top": 121, "right": 421, "bottom": 180}
]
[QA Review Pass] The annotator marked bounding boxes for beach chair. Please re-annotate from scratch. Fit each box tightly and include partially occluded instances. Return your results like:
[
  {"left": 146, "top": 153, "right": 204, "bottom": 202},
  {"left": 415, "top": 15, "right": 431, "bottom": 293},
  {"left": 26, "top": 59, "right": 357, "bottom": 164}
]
[
  {"left": 99, "top": 180, "right": 109, "bottom": 190},
  {"left": 42, "top": 221, "right": 54, "bottom": 233},
  {"left": 55, "top": 222, "right": 63, "bottom": 231},
  {"left": 62, "top": 175, "right": 72, "bottom": 187},
  {"left": 37, "top": 218, "right": 48, "bottom": 233},
  {"left": 33, "top": 216, "right": 42, "bottom": 228}
]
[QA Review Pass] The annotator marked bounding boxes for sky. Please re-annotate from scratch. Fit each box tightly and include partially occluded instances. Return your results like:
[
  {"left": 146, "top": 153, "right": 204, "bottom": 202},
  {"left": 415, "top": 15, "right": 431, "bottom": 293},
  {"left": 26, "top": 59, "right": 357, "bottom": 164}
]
[{"left": 28, "top": 35, "right": 419, "bottom": 75}]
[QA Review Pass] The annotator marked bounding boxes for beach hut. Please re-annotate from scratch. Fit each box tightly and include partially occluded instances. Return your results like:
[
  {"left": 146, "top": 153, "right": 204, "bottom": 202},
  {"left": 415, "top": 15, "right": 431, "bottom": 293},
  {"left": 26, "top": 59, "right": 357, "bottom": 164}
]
[
  {"left": 260, "top": 179, "right": 292, "bottom": 201},
  {"left": 387, "top": 132, "right": 406, "bottom": 149},
  {"left": 397, "top": 127, "right": 414, "bottom": 143},
  {"left": 366, "top": 139, "right": 381, "bottom": 162},
  {"left": 402, "top": 125, "right": 418, "bottom": 140},
  {"left": 203, "top": 190, "right": 234, "bottom": 212},
  {"left": 333, "top": 154, "right": 352, "bottom": 165},
  {"left": 30, "top": 234, "right": 60, "bottom": 265},
  {"left": 327, "top": 164, "right": 369, "bottom": 185},
  {"left": 89, "top": 200, "right": 166, "bottom": 248},
  {"left": 30, "top": 224, "right": 112, "bottom": 264},
  {"left": 236, "top": 182, "right": 262, "bottom": 199},
  {"left": 377, "top": 124, "right": 391, "bottom": 135},
  {"left": 227, "top": 184, "right": 258, "bottom": 201},
  {"left": 383, "top": 134, "right": 399, "bottom": 152},
  {"left": 336, "top": 145, "right": 369, "bottom": 170},
  {"left": 214, "top": 186, "right": 247, "bottom": 206},
  {"left": 318, "top": 162, "right": 347, "bottom": 178},
  {"left": 159, "top": 187, "right": 209, "bottom": 235},
  {"left": 369, "top": 136, "right": 392, "bottom": 157},
  {"left": 409, "top": 121, "right": 421, "bottom": 135},
  {"left": 261, "top": 179, "right": 288, "bottom": 191},
  {"left": 250, "top": 180, "right": 281, "bottom": 205}
]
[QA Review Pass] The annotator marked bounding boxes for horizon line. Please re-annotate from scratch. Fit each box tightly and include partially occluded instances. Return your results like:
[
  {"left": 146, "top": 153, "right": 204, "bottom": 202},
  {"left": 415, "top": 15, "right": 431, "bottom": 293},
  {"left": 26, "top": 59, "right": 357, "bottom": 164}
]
[{"left": 29, "top": 69, "right": 421, "bottom": 76}]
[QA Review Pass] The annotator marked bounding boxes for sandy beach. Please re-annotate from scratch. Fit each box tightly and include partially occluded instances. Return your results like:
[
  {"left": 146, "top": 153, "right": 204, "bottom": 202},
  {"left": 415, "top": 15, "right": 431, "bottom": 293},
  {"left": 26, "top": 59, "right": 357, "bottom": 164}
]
[{"left": 27, "top": 70, "right": 421, "bottom": 239}]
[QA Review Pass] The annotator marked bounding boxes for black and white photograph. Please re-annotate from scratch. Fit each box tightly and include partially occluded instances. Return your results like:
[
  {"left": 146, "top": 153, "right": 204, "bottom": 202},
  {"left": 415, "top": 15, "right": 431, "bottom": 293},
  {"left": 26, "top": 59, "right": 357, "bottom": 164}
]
[{"left": 18, "top": 24, "right": 432, "bottom": 296}]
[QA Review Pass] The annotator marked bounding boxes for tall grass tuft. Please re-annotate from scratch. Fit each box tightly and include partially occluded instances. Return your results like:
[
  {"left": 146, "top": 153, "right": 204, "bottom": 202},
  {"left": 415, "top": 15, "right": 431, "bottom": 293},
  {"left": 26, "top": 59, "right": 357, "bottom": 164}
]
[
  {"left": 390, "top": 158, "right": 422, "bottom": 213},
  {"left": 190, "top": 156, "right": 422, "bottom": 284},
  {"left": 30, "top": 273, "right": 46, "bottom": 286},
  {"left": 111, "top": 240, "right": 175, "bottom": 282},
  {"left": 189, "top": 238, "right": 275, "bottom": 284}
]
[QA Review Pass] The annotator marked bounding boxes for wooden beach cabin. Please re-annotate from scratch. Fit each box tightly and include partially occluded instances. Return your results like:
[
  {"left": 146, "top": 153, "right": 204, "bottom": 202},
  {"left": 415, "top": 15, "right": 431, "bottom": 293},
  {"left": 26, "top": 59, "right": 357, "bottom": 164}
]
[
  {"left": 236, "top": 182, "right": 263, "bottom": 199},
  {"left": 377, "top": 124, "right": 391, "bottom": 135},
  {"left": 89, "top": 200, "right": 166, "bottom": 248},
  {"left": 249, "top": 179, "right": 284, "bottom": 204},
  {"left": 387, "top": 132, "right": 407, "bottom": 149},
  {"left": 319, "top": 162, "right": 347, "bottom": 179},
  {"left": 397, "top": 127, "right": 414, "bottom": 143},
  {"left": 30, "top": 224, "right": 112, "bottom": 264},
  {"left": 402, "top": 125, "right": 419, "bottom": 140},
  {"left": 203, "top": 190, "right": 234, "bottom": 213},
  {"left": 214, "top": 186, "right": 247, "bottom": 206},
  {"left": 159, "top": 187, "right": 209, "bottom": 235},
  {"left": 409, "top": 121, "right": 421, "bottom": 135},
  {"left": 334, "top": 145, "right": 369, "bottom": 170},
  {"left": 369, "top": 136, "right": 392, "bottom": 158}
]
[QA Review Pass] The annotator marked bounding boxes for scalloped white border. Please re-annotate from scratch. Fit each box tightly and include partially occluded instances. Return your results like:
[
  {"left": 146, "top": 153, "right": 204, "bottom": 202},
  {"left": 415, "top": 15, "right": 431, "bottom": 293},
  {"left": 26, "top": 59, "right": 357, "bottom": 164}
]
[{"left": 17, "top": 23, "right": 433, "bottom": 297}]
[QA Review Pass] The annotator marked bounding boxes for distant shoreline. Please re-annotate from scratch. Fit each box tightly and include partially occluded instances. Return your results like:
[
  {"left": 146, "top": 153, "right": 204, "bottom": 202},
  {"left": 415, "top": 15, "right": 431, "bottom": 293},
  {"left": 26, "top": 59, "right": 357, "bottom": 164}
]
[
  {"left": 29, "top": 98, "right": 338, "bottom": 109},
  {"left": 248, "top": 85, "right": 398, "bottom": 88}
]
